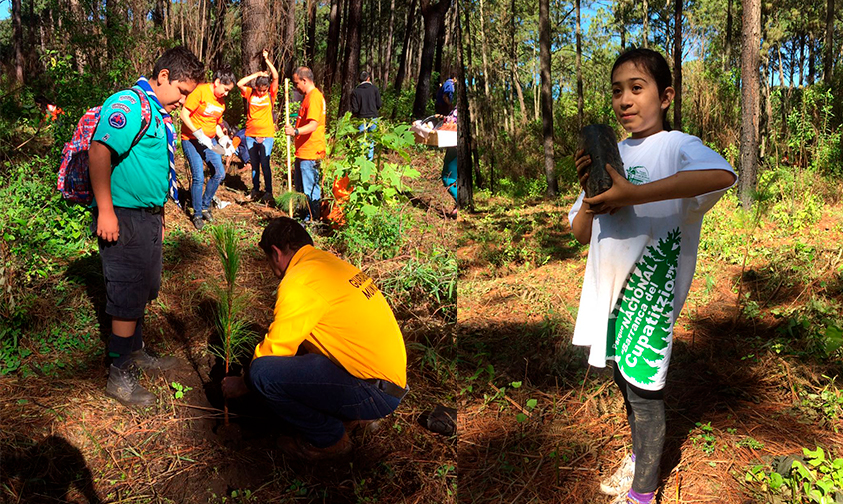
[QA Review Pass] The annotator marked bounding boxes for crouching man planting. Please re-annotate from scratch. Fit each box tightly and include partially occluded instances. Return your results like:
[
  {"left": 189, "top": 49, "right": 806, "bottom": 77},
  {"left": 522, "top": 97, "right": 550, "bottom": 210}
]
[{"left": 222, "top": 217, "right": 408, "bottom": 460}]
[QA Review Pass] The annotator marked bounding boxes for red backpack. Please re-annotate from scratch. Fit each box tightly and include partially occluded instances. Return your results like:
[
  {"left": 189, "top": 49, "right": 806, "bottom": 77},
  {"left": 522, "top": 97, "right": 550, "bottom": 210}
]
[{"left": 57, "top": 88, "right": 152, "bottom": 204}]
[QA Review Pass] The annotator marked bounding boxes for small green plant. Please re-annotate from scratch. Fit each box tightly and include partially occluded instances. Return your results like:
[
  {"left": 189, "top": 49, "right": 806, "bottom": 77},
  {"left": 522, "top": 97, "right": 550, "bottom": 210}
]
[
  {"left": 746, "top": 446, "right": 843, "bottom": 503},
  {"left": 690, "top": 422, "right": 717, "bottom": 455},
  {"left": 170, "top": 381, "right": 193, "bottom": 399},
  {"left": 736, "top": 437, "right": 765, "bottom": 450}
]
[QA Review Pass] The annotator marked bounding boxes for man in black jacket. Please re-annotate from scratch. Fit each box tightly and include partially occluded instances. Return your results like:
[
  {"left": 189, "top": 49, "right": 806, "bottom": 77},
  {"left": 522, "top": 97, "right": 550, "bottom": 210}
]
[{"left": 350, "top": 71, "right": 382, "bottom": 160}]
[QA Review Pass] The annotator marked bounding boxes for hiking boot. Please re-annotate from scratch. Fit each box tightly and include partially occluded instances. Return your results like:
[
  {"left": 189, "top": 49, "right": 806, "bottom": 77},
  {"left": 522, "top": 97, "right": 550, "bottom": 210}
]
[
  {"left": 277, "top": 432, "right": 352, "bottom": 461},
  {"left": 192, "top": 216, "right": 205, "bottom": 230},
  {"left": 600, "top": 455, "right": 635, "bottom": 496},
  {"left": 106, "top": 364, "right": 155, "bottom": 407},
  {"left": 247, "top": 189, "right": 261, "bottom": 201},
  {"left": 130, "top": 347, "right": 180, "bottom": 372},
  {"left": 201, "top": 209, "right": 214, "bottom": 222},
  {"left": 343, "top": 419, "right": 382, "bottom": 435}
]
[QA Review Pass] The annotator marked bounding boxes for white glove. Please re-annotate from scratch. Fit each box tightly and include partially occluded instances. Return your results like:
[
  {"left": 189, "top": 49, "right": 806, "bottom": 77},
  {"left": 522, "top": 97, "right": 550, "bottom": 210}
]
[
  {"left": 194, "top": 129, "right": 214, "bottom": 149},
  {"left": 219, "top": 134, "right": 233, "bottom": 149},
  {"left": 224, "top": 145, "right": 236, "bottom": 157}
]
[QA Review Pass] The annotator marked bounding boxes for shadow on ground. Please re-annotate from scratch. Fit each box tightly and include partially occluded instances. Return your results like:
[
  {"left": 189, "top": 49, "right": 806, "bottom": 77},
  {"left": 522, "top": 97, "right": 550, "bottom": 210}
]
[{"left": 1, "top": 435, "right": 102, "bottom": 503}]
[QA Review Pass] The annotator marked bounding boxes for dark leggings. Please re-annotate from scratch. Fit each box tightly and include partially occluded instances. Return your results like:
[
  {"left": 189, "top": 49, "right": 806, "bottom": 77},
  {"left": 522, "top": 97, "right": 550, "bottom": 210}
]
[{"left": 612, "top": 361, "right": 665, "bottom": 494}]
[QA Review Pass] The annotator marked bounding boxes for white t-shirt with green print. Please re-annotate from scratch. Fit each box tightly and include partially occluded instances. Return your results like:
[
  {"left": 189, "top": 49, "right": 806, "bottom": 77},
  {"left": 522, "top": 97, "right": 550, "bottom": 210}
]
[{"left": 568, "top": 130, "right": 736, "bottom": 391}]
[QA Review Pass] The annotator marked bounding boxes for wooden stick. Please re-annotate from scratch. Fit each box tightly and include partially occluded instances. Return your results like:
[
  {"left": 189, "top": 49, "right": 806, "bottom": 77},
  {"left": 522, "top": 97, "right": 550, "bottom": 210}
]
[{"left": 285, "top": 78, "right": 293, "bottom": 217}]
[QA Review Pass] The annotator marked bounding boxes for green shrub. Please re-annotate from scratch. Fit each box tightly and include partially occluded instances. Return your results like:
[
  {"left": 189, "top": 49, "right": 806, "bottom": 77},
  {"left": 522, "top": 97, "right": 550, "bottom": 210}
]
[
  {"left": 380, "top": 247, "right": 456, "bottom": 322},
  {"left": 330, "top": 209, "right": 406, "bottom": 265}
]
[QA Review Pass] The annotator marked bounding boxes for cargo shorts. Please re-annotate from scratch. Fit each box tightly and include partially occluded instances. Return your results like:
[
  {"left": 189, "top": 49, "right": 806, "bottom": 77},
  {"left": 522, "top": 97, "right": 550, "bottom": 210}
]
[{"left": 93, "top": 206, "right": 163, "bottom": 319}]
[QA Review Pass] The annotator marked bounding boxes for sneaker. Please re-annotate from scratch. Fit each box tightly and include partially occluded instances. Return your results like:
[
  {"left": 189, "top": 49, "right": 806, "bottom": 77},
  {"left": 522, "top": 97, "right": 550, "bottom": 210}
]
[
  {"left": 600, "top": 455, "right": 635, "bottom": 496},
  {"left": 277, "top": 432, "right": 352, "bottom": 461},
  {"left": 192, "top": 216, "right": 205, "bottom": 230},
  {"left": 247, "top": 189, "right": 261, "bottom": 201},
  {"left": 260, "top": 193, "right": 275, "bottom": 206},
  {"left": 201, "top": 209, "right": 214, "bottom": 222},
  {"left": 130, "top": 347, "right": 180, "bottom": 372},
  {"left": 610, "top": 492, "right": 652, "bottom": 504},
  {"left": 105, "top": 364, "right": 155, "bottom": 407}
]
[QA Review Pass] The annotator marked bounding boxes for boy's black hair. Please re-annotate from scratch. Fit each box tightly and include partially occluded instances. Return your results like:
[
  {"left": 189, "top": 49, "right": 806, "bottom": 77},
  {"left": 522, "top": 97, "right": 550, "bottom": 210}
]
[
  {"left": 152, "top": 46, "right": 205, "bottom": 84},
  {"left": 214, "top": 65, "right": 236, "bottom": 85},
  {"left": 259, "top": 217, "right": 313, "bottom": 255},
  {"left": 294, "top": 67, "right": 315, "bottom": 83},
  {"left": 359, "top": 70, "right": 370, "bottom": 82},
  {"left": 255, "top": 75, "right": 271, "bottom": 89},
  {"left": 611, "top": 48, "right": 673, "bottom": 131}
]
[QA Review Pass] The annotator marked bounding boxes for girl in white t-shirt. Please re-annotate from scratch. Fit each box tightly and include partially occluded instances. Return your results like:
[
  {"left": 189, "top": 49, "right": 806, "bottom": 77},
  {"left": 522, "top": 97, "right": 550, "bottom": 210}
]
[{"left": 568, "top": 49, "right": 737, "bottom": 504}]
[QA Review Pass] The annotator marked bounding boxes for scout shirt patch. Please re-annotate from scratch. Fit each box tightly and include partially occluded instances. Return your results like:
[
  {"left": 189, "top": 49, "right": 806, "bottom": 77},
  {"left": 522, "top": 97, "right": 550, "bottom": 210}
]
[
  {"left": 118, "top": 94, "right": 137, "bottom": 104},
  {"left": 110, "top": 103, "right": 131, "bottom": 113},
  {"left": 607, "top": 227, "right": 681, "bottom": 387},
  {"left": 108, "top": 111, "right": 127, "bottom": 129}
]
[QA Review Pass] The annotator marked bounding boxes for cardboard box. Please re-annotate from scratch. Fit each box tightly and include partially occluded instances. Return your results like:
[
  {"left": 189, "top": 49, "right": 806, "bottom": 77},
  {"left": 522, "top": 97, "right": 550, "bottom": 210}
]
[{"left": 427, "top": 130, "right": 457, "bottom": 148}]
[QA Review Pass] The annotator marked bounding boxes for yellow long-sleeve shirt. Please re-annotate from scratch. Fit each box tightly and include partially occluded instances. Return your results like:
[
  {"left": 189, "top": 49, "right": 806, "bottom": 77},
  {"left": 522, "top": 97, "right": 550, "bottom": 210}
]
[{"left": 253, "top": 245, "right": 407, "bottom": 388}]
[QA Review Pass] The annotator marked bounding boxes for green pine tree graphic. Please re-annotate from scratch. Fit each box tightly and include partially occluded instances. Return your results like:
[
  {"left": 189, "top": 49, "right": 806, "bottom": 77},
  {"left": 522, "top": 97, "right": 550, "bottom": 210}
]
[{"left": 615, "top": 228, "right": 681, "bottom": 385}]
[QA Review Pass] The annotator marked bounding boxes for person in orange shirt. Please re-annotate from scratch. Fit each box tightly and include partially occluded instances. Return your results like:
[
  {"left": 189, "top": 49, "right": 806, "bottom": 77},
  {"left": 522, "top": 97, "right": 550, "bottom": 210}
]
[
  {"left": 221, "top": 217, "right": 408, "bottom": 460},
  {"left": 284, "top": 67, "right": 326, "bottom": 222},
  {"left": 180, "top": 67, "right": 236, "bottom": 230},
  {"left": 238, "top": 50, "right": 279, "bottom": 205}
]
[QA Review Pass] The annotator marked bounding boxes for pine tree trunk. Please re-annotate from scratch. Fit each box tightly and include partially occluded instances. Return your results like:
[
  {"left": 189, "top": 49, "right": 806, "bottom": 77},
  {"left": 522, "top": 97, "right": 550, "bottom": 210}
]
[
  {"left": 412, "top": 0, "right": 450, "bottom": 119},
  {"left": 339, "top": 0, "right": 362, "bottom": 115},
  {"left": 12, "top": 0, "right": 23, "bottom": 84},
  {"left": 456, "top": 0, "right": 473, "bottom": 211},
  {"left": 642, "top": 0, "right": 649, "bottom": 48},
  {"left": 307, "top": 0, "right": 317, "bottom": 67},
  {"left": 575, "top": 0, "right": 583, "bottom": 130},
  {"left": 282, "top": 0, "right": 296, "bottom": 78},
  {"left": 739, "top": 0, "right": 760, "bottom": 209},
  {"left": 540, "top": 0, "right": 557, "bottom": 196},
  {"left": 723, "top": 0, "right": 732, "bottom": 71},
  {"left": 673, "top": 0, "right": 682, "bottom": 131},
  {"left": 393, "top": 0, "right": 417, "bottom": 92},
  {"left": 242, "top": 0, "right": 269, "bottom": 73},
  {"left": 325, "top": 0, "right": 342, "bottom": 90},
  {"left": 382, "top": 0, "right": 396, "bottom": 87},
  {"left": 825, "top": 0, "right": 835, "bottom": 84}
]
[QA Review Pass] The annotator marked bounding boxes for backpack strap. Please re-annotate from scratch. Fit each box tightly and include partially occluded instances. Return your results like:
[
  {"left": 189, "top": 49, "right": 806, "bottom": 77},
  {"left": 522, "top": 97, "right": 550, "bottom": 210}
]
[{"left": 128, "top": 87, "right": 152, "bottom": 149}]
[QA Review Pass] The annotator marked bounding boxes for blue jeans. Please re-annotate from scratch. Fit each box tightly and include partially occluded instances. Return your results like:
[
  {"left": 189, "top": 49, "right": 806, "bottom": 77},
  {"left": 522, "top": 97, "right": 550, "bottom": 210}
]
[
  {"left": 442, "top": 147, "right": 458, "bottom": 203},
  {"left": 246, "top": 136, "right": 275, "bottom": 195},
  {"left": 358, "top": 118, "right": 378, "bottom": 160},
  {"left": 249, "top": 354, "right": 404, "bottom": 448},
  {"left": 182, "top": 138, "right": 225, "bottom": 216},
  {"left": 294, "top": 159, "right": 322, "bottom": 221}
]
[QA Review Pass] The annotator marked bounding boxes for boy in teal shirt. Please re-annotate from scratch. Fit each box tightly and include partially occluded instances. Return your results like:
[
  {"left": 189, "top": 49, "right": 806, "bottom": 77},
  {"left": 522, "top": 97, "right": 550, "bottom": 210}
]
[{"left": 89, "top": 46, "right": 204, "bottom": 406}]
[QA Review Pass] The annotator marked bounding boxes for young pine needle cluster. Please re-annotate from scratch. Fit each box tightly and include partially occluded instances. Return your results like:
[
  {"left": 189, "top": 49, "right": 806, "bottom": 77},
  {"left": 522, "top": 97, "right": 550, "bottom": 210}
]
[{"left": 208, "top": 225, "right": 254, "bottom": 374}]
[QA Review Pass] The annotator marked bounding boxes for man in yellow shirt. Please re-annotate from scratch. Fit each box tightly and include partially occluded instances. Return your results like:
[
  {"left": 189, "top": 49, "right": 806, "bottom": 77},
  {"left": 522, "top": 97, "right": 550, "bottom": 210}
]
[
  {"left": 223, "top": 217, "right": 408, "bottom": 460},
  {"left": 284, "top": 67, "right": 326, "bottom": 222}
]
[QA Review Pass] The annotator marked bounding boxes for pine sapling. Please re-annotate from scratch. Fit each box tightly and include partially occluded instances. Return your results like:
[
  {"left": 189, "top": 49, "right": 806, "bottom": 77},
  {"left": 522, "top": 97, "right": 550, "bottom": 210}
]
[{"left": 209, "top": 225, "right": 254, "bottom": 425}]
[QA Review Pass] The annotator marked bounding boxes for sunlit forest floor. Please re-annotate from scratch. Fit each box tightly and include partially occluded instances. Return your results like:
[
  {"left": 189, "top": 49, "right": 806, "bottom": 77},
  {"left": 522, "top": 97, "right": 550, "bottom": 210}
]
[
  {"left": 457, "top": 183, "right": 843, "bottom": 503},
  {"left": 0, "top": 149, "right": 458, "bottom": 503}
]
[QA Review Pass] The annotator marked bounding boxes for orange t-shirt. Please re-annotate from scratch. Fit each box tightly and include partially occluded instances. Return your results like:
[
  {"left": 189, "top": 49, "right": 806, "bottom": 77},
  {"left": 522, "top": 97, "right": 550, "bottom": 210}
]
[
  {"left": 294, "top": 87, "right": 327, "bottom": 160},
  {"left": 180, "top": 83, "right": 226, "bottom": 140},
  {"left": 242, "top": 82, "right": 278, "bottom": 138}
]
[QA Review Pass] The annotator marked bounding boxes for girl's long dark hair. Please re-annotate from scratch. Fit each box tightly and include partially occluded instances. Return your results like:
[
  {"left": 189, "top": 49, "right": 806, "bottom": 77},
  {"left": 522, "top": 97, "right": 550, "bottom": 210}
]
[
  {"left": 611, "top": 48, "right": 673, "bottom": 131},
  {"left": 214, "top": 65, "right": 235, "bottom": 85}
]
